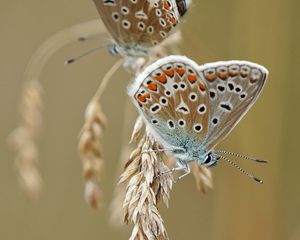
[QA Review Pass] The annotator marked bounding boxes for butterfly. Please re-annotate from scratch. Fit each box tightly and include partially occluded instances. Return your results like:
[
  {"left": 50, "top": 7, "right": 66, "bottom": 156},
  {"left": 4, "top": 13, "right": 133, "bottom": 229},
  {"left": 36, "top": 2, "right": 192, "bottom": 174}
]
[
  {"left": 128, "top": 55, "right": 268, "bottom": 182},
  {"left": 92, "top": 0, "right": 190, "bottom": 57}
]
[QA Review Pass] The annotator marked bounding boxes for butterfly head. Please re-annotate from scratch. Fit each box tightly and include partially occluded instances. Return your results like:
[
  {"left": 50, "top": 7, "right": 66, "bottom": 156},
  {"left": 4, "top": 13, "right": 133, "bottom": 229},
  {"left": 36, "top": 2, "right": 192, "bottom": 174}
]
[
  {"left": 107, "top": 43, "right": 120, "bottom": 56},
  {"left": 169, "top": 139, "right": 219, "bottom": 168},
  {"left": 202, "top": 152, "right": 220, "bottom": 167},
  {"left": 107, "top": 43, "right": 149, "bottom": 57}
]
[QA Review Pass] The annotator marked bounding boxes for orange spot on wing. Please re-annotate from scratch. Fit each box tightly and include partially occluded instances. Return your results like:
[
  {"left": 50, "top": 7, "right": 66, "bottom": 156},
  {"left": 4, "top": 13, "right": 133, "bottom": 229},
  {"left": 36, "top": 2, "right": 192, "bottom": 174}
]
[
  {"left": 198, "top": 82, "right": 206, "bottom": 91},
  {"left": 240, "top": 72, "right": 249, "bottom": 78},
  {"left": 164, "top": 0, "right": 171, "bottom": 10},
  {"left": 188, "top": 74, "right": 197, "bottom": 83},
  {"left": 175, "top": 68, "right": 185, "bottom": 76},
  {"left": 147, "top": 82, "right": 158, "bottom": 91},
  {"left": 137, "top": 93, "right": 150, "bottom": 103},
  {"left": 217, "top": 72, "right": 228, "bottom": 80},
  {"left": 163, "top": 69, "right": 174, "bottom": 77},
  {"left": 205, "top": 74, "right": 216, "bottom": 81},
  {"left": 137, "top": 95, "right": 146, "bottom": 103},
  {"left": 167, "top": 13, "right": 177, "bottom": 26},
  {"left": 229, "top": 70, "right": 238, "bottom": 77},
  {"left": 155, "top": 75, "right": 167, "bottom": 84}
]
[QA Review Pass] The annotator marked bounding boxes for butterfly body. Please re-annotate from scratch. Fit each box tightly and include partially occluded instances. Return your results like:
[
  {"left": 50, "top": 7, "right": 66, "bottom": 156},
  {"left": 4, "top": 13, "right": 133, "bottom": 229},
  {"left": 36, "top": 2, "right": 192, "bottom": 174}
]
[
  {"left": 146, "top": 117, "right": 219, "bottom": 167},
  {"left": 129, "top": 55, "right": 268, "bottom": 175},
  {"left": 93, "top": 0, "right": 190, "bottom": 57}
]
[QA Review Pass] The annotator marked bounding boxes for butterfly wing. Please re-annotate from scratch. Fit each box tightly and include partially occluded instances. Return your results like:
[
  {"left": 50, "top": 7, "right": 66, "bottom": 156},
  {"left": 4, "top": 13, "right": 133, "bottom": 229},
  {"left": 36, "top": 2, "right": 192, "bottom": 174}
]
[
  {"left": 198, "top": 61, "right": 268, "bottom": 150},
  {"left": 129, "top": 56, "right": 210, "bottom": 150},
  {"left": 93, "top": 0, "right": 123, "bottom": 45},
  {"left": 93, "top": 0, "right": 185, "bottom": 49}
]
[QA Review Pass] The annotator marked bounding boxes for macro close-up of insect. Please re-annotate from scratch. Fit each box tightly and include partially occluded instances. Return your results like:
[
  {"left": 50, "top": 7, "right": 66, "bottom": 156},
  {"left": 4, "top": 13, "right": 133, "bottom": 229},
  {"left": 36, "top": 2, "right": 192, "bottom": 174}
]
[{"left": 0, "top": 1, "right": 299, "bottom": 240}]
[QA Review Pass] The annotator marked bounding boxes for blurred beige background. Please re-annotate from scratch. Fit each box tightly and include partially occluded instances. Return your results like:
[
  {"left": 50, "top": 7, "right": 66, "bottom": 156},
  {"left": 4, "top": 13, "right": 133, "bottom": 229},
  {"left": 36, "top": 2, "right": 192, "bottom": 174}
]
[{"left": 1, "top": 1, "right": 300, "bottom": 240}]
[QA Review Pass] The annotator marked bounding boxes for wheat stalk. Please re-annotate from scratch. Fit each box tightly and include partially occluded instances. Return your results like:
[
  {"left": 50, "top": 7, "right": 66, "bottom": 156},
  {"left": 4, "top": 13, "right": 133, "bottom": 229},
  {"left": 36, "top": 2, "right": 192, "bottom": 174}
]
[
  {"left": 78, "top": 59, "right": 123, "bottom": 208},
  {"left": 120, "top": 134, "right": 173, "bottom": 240},
  {"left": 8, "top": 81, "right": 43, "bottom": 199},
  {"left": 191, "top": 163, "right": 213, "bottom": 194},
  {"left": 8, "top": 19, "right": 107, "bottom": 199}
]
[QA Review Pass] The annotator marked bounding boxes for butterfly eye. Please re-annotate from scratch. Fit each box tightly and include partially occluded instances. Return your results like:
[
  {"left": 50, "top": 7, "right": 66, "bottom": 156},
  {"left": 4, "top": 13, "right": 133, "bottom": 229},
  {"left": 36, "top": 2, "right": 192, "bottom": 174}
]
[
  {"left": 204, "top": 154, "right": 212, "bottom": 164},
  {"left": 130, "top": 0, "right": 137, "bottom": 3}
]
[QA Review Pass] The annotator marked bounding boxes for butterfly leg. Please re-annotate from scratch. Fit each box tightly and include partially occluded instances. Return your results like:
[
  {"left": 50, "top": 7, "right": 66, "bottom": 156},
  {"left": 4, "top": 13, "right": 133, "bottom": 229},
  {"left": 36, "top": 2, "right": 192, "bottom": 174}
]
[
  {"left": 174, "top": 161, "right": 191, "bottom": 182},
  {"left": 157, "top": 166, "right": 184, "bottom": 178}
]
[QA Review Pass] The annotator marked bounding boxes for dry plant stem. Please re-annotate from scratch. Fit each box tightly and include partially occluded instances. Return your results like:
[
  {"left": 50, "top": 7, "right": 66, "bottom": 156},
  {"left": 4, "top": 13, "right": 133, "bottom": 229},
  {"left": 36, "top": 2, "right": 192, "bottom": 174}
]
[
  {"left": 78, "top": 59, "right": 123, "bottom": 208},
  {"left": 8, "top": 19, "right": 107, "bottom": 198},
  {"left": 121, "top": 135, "right": 173, "bottom": 240},
  {"left": 78, "top": 101, "right": 106, "bottom": 208},
  {"left": 190, "top": 163, "right": 213, "bottom": 194},
  {"left": 92, "top": 58, "right": 124, "bottom": 101},
  {"left": 110, "top": 113, "right": 145, "bottom": 227},
  {"left": 9, "top": 80, "right": 43, "bottom": 199}
]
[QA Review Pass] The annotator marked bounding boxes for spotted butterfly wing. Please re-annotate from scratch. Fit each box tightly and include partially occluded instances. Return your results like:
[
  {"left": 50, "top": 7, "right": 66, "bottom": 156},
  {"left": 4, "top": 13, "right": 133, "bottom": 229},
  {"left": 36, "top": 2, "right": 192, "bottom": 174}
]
[
  {"left": 129, "top": 56, "right": 211, "bottom": 152},
  {"left": 129, "top": 56, "right": 268, "bottom": 157},
  {"left": 93, "top": 0, "right": 189, "bottom": 55},
  {"left": 199, "top": 60, "right": 268, "bottom": 150}
]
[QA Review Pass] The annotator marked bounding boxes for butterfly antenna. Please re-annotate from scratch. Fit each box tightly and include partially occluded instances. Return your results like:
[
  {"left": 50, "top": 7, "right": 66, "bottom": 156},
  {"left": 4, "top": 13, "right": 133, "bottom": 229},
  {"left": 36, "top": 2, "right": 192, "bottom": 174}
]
[
  {"left": 217, "top": 155, "right": 263, "bottom": 184},
  {"left": 215, "top": 150, "right": 267, "bottom": 163},
  {"left": 77, "top": 36, "right": 102, "bottom": 42},
  {"left": 65, "top": 46, "right": 102, "bottom": 65}
]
